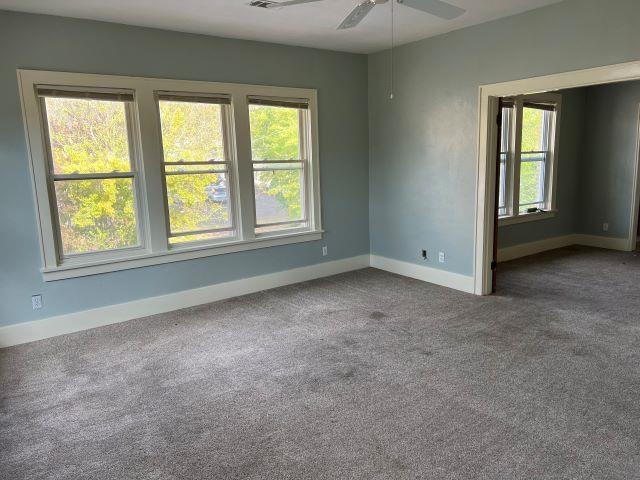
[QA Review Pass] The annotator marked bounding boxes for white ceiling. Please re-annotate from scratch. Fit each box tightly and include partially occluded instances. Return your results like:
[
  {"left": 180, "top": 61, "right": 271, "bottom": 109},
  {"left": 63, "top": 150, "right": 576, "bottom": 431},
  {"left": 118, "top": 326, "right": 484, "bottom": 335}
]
[{"left": 0, "top": 0, "right": 565, "bottom": 53}]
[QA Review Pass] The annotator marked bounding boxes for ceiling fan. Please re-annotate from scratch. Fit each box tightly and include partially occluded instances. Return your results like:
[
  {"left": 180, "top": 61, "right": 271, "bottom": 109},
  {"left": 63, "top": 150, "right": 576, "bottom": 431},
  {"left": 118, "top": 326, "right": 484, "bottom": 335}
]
[{"left": 249, "top": 0, "right": 466, "bottom": 29}]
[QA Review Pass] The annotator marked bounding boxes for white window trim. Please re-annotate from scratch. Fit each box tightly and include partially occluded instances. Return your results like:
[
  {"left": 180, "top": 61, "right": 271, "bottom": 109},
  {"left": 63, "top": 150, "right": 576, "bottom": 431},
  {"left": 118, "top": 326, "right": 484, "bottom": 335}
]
[
  {"left": 18, "top": 69, "right": 323, "bottom": 281},
  {"left": 498, "top": 209, "right": 557, "bottom": 226},
  {"left": 498, "top": 92, "right": 562, "bottom": 226}
]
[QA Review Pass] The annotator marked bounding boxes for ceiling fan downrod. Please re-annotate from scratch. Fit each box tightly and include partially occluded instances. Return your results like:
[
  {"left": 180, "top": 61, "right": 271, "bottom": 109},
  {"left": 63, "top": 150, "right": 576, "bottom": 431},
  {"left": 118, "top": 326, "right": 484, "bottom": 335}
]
[{"left": 389, "top": 0, "right": 394, "bottom": 100}]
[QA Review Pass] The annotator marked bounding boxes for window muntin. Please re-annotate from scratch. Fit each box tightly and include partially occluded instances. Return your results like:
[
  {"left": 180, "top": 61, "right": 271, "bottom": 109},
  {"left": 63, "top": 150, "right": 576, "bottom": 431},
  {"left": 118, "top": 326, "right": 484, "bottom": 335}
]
[
  {"left": 40, "top": 93, "right": 142, "bottom": 256},
  {"left": 157, "top": 95, "right": 236, "bottom": 245},
  {"left": 498, "top": 95, "right": 558, "bottom": 220},
  {"left": 249, "top": 99, "right": 310, "bottom": 234}
]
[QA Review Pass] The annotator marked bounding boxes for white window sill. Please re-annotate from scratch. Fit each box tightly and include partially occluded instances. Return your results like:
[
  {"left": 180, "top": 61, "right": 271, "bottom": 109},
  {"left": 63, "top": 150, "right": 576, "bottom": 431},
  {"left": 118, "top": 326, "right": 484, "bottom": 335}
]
[
  {"left": 499, "top": 210, "right": 557, "bottom": 226},
  {"left": 42, "top": 230, "right": 323, "bottom": 281}
]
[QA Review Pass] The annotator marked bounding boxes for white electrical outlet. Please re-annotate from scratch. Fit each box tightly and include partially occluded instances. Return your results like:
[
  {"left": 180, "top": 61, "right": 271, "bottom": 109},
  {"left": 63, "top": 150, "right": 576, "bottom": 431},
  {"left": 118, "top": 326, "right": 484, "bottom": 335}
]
[
  {"left": 322, "top": 246, "right": 328, "bottom": 256},
  {"left": 438, "top": 252, "right": 445, "bottom": 263},
  {"left": 603, "top": 223, "right": 609, "bottom": 232},
  {"left": 32, "top": 294, "right": 42, "bottom": 310}
]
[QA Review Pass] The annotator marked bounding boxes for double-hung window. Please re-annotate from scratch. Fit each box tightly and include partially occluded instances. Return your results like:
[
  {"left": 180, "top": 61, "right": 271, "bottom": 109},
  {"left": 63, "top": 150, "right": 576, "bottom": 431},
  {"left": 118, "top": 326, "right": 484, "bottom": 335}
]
[
  {"left": 39, "top": 88, "right": 145, "bottom": 260},
  {"left": 19, "top": 71, "right": 322, "bottom": 280},
  {"left": 249, "top": 97, "right": 310, "bottom": 234},
  {"left": 498, "top": 93, "right": 561, "bottom": 224},
  {"left": 157, "top": 93, "right": 236, "bottom": 244}
]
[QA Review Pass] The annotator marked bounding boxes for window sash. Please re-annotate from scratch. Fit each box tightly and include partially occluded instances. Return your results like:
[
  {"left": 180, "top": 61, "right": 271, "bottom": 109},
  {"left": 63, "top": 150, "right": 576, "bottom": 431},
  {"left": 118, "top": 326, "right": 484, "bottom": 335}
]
[
  {"left": 250, "top": 108, "right": 311, "bottom": 235},
  {"left": 252, "top": 163, "right": 309, "bottom": 230},
  {"left": 256, "top": 219, "right": 308, "bottom": 229},
  {"left": 170, "top": 226, "right": 232, "bottom": 236},
  {"left": 163, "top": 168, "right": 228, "bottom": 176},
  {"left": 39, "top": 97, "right": 146, "bottom": 260},
  {"left": 157, "top": 96, "right": 239, "bottom": 246},
  {"left": 252, "top": 161, "right": 304, "bottom": 172}
]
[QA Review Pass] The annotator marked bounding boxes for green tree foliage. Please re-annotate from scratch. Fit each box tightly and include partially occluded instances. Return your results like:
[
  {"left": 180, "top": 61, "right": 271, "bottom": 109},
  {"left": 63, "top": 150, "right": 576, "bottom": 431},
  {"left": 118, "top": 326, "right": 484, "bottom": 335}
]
[
  {"left": 520, "top": 107, "right": 544, "bottom": 152},
  {"left": 249, "top": 105, "right": 303, "bottom": 220},
  {"left": 249, "top": 105, "right": 299, "bottom": 161},
  {"left": 45, "top": 97, "right": 137, "bottom": 254},
  {"left": 519, "top": 107, "right": 546, "bottom": 209},
  {"left": 159, "top": 101, "right": 229, "bottom": 241}
]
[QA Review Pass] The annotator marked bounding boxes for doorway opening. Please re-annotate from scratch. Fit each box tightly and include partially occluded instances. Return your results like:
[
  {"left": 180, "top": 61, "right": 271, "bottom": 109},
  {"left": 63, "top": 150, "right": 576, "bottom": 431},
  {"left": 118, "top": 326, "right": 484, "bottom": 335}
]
[{"left": 474, "top": 61, "right": 640, "bottom": 294}]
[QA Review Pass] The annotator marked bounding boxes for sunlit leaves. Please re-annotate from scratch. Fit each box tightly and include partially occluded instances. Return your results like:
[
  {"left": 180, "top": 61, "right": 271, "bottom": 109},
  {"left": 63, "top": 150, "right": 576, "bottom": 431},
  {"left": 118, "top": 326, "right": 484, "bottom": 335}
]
[
  {"left": 45, "top": 97, "right": 131, "bottom": 174},
  {"left": 159, "top": 101, "right": 225, "bottom": 163},
  {"left": 521, "top": 107, "right": 545, "bottom": 152},
  {"left": 519, "top": 108, "right": 548, "bottom": 210},
  {"left": 249, "top": 105, "right": 300, "bottom": 161},
  {"left": 249, "top": 105, "right": 304, "bottom": 222},
  {"left": 165, "top": 173, "right": 230, "bottom": 234},
  {"left": 159, "top": 101, "right": 231, "bottom": 239},
  {"left": 45, "top": 97, "right": 138, "bottom": 254},
  {"left": 55, "top": 178, "right": 137, "bottom": 254},
  {"left": 254, "top": 169, "right": 303, "bottom": 224},
  {"left": 519, "top": 157, "right": 545, "bottom": 210}
]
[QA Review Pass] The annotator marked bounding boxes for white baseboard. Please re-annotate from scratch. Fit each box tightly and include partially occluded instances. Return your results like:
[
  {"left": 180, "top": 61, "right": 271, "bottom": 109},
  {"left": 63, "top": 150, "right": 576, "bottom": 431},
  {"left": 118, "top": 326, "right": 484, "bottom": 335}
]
[
  {"left": 572, "top": 234, "right": 630, "bottom": 251},
  {"left": 498, "top": 235, "right": 575, "bottom": 262},
  {"left": 370, "top": 255, "right": 475, "bottom": 294},
  {"left": 0, "top": 255, "right": 370, "bottom": 348},
  {"left": 498, "top": 234, "right": 630, "bottom": 262}
]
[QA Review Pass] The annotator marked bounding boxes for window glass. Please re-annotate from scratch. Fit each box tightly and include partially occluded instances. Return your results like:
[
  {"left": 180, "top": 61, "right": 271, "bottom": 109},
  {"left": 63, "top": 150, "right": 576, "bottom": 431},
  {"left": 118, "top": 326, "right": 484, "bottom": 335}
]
[
  {"left": 158, "top": 99, "right": 234, "bottom": 244},
  {"left": 164, "top": 172, "right": 231, "bottom": 233},
  {"left": 249, "top": 105, "right": 300, "bottom": 161},
  {"left": 521, "top": 107, "right": 545, "bottom": 152},
  {"left": 45, "top": 97, "right": 131, "bottom": 174},
  {"left": 158, "top": 100, "right": 225, "bottom": 163},
  {"left": 519, "top": 153, "right": 546, "bottom": 212},
  {"left": 43, "top": 96, "right": 140, "bottom": 255},
  {"left": 54, "top": 178, "right": 138, "bottom": 254},
  {"left": 253, "top": 169, "right": 305, "bottom": 228}
]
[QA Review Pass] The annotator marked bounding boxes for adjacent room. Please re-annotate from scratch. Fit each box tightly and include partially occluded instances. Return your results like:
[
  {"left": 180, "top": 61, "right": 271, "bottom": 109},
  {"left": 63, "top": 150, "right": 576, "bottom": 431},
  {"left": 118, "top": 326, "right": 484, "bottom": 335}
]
[
  {"left": 496, "top": 81, "right": 640, "bottom": 290},
  {"left": 1, "top": 1, "right": 639, "bottom": 478}
]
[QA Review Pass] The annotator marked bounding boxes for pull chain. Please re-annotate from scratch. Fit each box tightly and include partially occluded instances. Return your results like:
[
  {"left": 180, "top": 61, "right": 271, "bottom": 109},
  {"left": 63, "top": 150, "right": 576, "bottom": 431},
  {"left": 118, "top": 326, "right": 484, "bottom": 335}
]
[{"left": 390, "top": 0, "right": 394, "bottom": 100}]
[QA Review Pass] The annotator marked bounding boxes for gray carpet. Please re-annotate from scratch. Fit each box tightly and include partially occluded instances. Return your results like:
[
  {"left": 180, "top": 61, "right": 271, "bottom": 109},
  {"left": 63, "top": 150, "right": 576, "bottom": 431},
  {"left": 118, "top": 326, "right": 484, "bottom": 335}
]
[{"left": 2, "top": 245, "right": 640, "bottom": 479}]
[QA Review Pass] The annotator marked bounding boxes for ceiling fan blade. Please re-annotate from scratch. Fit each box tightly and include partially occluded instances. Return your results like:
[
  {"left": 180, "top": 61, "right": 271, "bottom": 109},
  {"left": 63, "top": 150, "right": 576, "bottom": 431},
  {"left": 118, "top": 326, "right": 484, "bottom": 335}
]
[
  {"left": 265, "top": 0, "right": 323, "bottom": 7},
  {"left": 398, "top": 0, "right": 465, "bottom": 20},
  {"left": 337, "top": 0, "right": 376, "bottom": 30}
]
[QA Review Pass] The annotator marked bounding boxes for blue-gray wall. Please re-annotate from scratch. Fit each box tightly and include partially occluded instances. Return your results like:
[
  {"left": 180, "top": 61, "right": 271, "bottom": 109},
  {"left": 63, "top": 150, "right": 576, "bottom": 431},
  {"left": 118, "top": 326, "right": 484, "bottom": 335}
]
[
  {"left": 0, "top": 11, "right": 369, "bottom": 326},
  {"left": 369, "top": 0, "right": 640, "bottom": 275},
  {"left": 498, "top": 88, "right": 587, "bottom": 248},
  {"left": 579, "top": 81, "right": 640, "bottom": 239}
]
